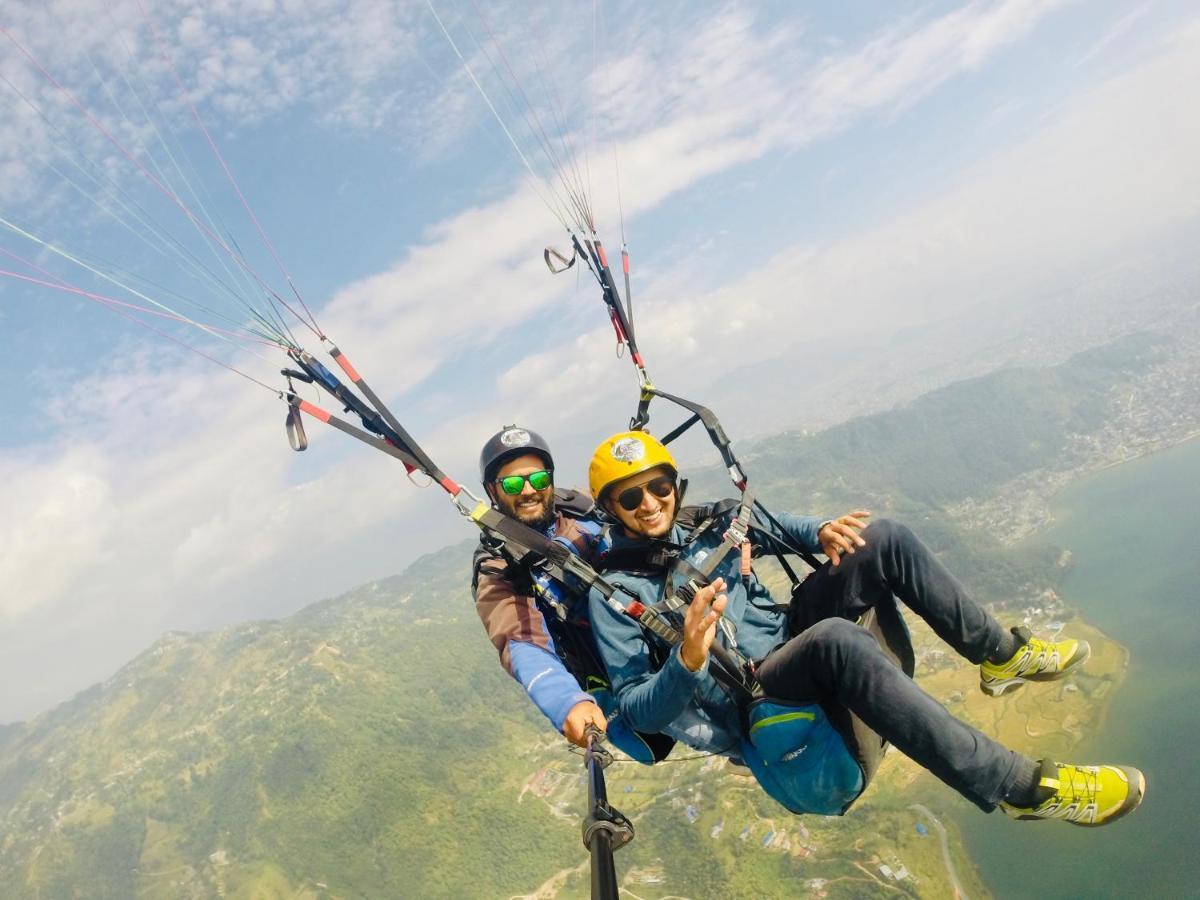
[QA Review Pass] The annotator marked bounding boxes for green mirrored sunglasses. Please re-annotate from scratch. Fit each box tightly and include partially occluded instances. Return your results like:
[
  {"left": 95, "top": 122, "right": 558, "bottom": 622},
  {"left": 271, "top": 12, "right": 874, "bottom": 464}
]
[{"left": 496, "top": 469, "right": 553, "bottom": 495}]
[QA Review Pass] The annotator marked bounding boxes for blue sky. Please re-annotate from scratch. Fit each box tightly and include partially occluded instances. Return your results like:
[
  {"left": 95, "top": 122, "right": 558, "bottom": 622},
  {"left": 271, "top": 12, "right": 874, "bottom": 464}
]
[{"left": 1, "top": 0, "right": 1198, "bottom": 722}]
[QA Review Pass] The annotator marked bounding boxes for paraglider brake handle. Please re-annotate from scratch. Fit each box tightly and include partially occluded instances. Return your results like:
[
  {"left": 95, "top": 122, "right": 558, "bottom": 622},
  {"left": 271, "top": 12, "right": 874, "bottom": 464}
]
[{"left": 281, "top": 367, "right": 314, "bottom": 384}]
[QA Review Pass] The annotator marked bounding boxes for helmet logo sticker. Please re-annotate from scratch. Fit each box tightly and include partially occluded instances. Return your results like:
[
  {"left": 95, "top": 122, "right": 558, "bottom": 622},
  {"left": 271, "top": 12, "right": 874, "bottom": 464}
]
[
  {"left": 500, "top": 428, "right": 531, "bottom": 447},
  {"left": 611, "top": 437, "right": 646, "bottom": 462}
]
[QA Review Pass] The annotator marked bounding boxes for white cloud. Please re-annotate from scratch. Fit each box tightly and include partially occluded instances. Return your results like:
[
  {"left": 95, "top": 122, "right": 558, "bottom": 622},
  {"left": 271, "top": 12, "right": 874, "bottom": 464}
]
[
  {"left": 0, "top": 447, "right": 114, "bottom": 617},
  {"left": 316, "top": 0, "right": 1076, "bottom": 385},
  {"left": 1074, "top": 2, "right": 1150, "bottom": 68},
  {"left": 475, "top": 11, "right": 1200, "bottom": 454},
  {"left": 4, "top": 1, "right": 1184, "bottom": 721}
]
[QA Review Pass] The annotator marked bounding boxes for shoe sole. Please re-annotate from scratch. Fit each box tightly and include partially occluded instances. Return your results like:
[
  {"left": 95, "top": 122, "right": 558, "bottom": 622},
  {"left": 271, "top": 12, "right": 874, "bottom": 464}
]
[{"left": 980, "top": 642, "right": 1092, "bottom": 697}]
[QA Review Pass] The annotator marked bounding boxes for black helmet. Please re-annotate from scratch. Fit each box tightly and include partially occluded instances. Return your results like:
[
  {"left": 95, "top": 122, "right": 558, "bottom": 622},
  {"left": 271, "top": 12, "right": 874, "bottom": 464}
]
[{"left": 479, "top": 425, "right": 554, "bottom": 486}]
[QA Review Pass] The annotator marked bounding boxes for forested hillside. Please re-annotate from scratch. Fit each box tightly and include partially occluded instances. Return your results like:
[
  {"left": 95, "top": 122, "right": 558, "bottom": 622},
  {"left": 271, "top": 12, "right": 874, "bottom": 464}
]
[{"left": 0, "top": 330, "right": 1192, "bottom": 898}]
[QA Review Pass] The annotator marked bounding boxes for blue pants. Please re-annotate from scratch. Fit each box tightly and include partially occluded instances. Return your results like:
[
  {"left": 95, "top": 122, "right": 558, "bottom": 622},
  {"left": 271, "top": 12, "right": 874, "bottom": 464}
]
[{"left": 756, "top": 519, "right": 1029, "bottom": 811}]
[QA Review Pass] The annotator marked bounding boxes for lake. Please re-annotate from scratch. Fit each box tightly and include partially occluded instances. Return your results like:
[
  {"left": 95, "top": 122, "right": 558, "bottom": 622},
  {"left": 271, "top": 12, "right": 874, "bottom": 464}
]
[{"left": 952, "top": 437, "right": 1200, "bottom": 897}]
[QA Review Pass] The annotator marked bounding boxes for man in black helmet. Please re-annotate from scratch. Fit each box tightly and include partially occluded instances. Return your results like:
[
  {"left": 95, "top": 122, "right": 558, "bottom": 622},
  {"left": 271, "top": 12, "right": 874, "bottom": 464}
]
[{"left": 471, "top": 425, "right": 610, "bottom": 748}]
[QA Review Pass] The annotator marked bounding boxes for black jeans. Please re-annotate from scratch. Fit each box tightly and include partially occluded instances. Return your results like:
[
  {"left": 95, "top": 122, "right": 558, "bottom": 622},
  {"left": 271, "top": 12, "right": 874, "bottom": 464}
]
[{"left": 756, "top": 518, "right": 1028, "bottom": 811}]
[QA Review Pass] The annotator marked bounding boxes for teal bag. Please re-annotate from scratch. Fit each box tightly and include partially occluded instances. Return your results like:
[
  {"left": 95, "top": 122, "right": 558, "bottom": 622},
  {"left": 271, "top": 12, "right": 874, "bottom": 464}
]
[
  {"left": 739, "top": 605, "right": 916, "bottom": 815},
  {"left": 740, "top": 698, "right": 866, "bottom": 816}
]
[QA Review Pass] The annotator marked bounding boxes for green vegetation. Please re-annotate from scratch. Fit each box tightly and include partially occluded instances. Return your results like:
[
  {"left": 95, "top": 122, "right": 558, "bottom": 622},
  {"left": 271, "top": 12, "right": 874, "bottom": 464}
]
[
  {"left": 692, "top": 332, "right": 1171, "bottom": 606},
  {"left": 0, "top": 331, "right": 1187, "bottom": 898}
]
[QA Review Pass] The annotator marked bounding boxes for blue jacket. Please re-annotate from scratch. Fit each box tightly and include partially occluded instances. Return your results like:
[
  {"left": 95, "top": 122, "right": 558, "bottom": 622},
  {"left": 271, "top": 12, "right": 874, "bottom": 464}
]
[{"left": 588, "top": 504, "right": 825, "bottom": 754}]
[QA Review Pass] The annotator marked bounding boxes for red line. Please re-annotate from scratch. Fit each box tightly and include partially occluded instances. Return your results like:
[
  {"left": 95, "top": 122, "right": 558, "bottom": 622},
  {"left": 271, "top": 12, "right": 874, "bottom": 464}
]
[{"left": 439, "top": 476, "right": 460, "bottom": 495}]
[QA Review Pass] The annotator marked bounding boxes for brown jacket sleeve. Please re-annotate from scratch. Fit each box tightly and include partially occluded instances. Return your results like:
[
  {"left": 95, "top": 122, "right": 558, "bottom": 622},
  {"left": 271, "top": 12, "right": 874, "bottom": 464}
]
[{"left": 473, "top": 553, "right": 556, "bottom": 676}]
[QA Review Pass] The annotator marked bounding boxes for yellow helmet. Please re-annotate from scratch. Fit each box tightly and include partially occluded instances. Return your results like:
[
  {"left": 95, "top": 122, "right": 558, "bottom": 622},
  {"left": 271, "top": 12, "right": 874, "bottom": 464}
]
[{"left": 588, "top": 431, "right": 677, "bottom": 502}]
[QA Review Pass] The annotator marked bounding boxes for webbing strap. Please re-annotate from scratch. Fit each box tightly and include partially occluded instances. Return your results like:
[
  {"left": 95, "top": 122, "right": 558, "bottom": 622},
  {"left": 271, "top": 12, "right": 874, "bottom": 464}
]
[
  {"left": 629, "top": 386, "right": 745, "bottom": 488},
  {"left": 576, "top": 234, "right": 643, "bottom": 368},
  {"left": 289, "top": 396, "right": 425, "bottom": 470},
  {"left": 285, "top": 404, "right": 308, "bottom": 451},
  {"left": 751, "top": 499, "right": 824, "bottom": 573},
  {"left": 659, "top": 413, "right": 699, "bottom": 447},
  {"left": 470, "top": 504, "right": 622, "bottom": 604},
  {"left": 627, "top": 597, "right": 758, "bottom": 707},
  {"left": 632, "top": 492, "right": 761, "bottom": 704},
  {"left": 326, "top": 344, "right": 458, "bottom": 492},
  {"left": 677, "top": 491, "right": 755, "bottom": 588}
]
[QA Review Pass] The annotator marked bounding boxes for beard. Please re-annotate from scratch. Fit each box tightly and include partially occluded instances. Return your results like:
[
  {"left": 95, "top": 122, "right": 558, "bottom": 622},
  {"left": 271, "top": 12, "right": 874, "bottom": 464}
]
[{"left": 499, "top": 491, "right": 556, "bottom": 531}]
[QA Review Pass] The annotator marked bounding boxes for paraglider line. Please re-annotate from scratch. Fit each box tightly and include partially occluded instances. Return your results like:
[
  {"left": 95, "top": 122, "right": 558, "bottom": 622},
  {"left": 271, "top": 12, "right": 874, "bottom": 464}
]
[
  {"left": 134, "top": 0, "right": 323, "bottom": 338},
  {"left": 0, "top": 265, "right": 276, "bottom": 348},
  {"left": 0, "top": 24, "right": 320, "bottom": 340}
]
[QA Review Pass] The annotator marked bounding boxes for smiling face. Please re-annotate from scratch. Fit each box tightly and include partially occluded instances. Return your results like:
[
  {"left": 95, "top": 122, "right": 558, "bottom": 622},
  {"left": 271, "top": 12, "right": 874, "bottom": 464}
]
[
  {"left": 490, "top": 452, "right": 556, "bottom": 530},
  {"left": 605, "top": 465, "right": 678, "bottom": 540}
]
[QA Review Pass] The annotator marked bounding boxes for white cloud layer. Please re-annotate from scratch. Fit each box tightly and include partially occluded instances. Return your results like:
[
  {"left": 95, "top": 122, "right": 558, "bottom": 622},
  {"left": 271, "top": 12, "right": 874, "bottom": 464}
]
[{"left": 2, "top": 1, "right": 1195, "bottom": 721}]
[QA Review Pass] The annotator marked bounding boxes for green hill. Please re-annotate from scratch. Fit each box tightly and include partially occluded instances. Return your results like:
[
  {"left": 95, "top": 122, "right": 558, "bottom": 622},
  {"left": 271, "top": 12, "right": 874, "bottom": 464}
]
[{"left": 0, "top": 330, "right": 1191, "bottom": 899}]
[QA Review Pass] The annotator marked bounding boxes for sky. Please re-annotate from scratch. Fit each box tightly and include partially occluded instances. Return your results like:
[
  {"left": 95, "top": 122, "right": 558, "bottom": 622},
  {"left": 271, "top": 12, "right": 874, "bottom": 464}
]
[{"left": 1, "top": 0, "right": 1198, "bottom": 723}]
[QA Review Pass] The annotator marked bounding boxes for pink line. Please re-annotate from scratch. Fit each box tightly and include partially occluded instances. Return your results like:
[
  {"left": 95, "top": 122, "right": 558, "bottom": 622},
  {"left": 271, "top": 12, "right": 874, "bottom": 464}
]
[
  {"left": 0, "top": 268, "right": 277, "bottom": 346},
  {"left": 135, "top": 0, "right": 323, "bottom": 337},
  {"left": 0, "top": 249, "right": 275, "bottom": 346},
  {"left": 0, "top": 264, "right": 281, "bottom": 391},
  {"left": 0, "top": 24, "right": 319, "bottom": 339}
]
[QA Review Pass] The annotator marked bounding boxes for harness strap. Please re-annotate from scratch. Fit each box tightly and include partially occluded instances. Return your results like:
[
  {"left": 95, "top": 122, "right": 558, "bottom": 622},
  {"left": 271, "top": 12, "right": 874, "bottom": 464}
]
[
  {"left": 619, "top": 492, "right": 762, "bottom": 705},
  {"left": 752, "top": 499, "right": 824, "bottom": 573},
  {"left": 622, "top": 593, "right": 759, "bottom": 707}
]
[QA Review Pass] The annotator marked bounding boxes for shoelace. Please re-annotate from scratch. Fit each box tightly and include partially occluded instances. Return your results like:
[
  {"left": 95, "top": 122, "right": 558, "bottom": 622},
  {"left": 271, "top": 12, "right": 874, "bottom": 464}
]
[
  {"left": 1011, "top": 638, "right": 1061, "bottom": 676},
  {"left": 1045, "top": 765, "right": 1101, "bottom": 821}
]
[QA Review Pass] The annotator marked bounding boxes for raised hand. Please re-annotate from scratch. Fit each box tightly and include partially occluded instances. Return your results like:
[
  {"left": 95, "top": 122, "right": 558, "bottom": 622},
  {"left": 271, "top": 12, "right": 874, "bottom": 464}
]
[{"left": 680, "top": 577, "right": 729, "bottom": 672}]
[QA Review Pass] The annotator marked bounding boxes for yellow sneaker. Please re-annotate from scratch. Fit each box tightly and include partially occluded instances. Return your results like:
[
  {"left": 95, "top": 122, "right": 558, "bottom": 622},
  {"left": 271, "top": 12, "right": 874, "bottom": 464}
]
[
  {"left": 980, "top": 626, "right": 1090, "bottom": 696},
  {"left": 1001, "top": 760, "right": 1146, "bottom": 826}
]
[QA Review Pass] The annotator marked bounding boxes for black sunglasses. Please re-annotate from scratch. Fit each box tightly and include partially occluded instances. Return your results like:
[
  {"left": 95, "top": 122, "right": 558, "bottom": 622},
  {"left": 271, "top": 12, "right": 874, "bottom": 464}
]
[{"left": 616, "top": 475, "right": 676, "bottom": 512}]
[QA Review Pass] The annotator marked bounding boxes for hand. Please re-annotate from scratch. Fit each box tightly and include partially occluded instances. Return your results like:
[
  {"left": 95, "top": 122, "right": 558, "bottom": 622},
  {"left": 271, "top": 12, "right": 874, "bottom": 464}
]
[
  {"left": 562, "top": 700, "right": 608, "bottom": 748},
  {"left": 819, "top": 510, "right": 871, "bottom": 567},
  {"left": 680, "top": 577, "right": 729, "bottom": 672}
]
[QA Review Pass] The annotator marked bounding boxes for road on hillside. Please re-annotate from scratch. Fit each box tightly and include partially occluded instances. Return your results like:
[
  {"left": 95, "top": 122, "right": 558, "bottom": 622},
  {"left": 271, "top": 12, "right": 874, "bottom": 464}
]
[{"left": 910, "top": 803, "right": 970, "bottom": 900}]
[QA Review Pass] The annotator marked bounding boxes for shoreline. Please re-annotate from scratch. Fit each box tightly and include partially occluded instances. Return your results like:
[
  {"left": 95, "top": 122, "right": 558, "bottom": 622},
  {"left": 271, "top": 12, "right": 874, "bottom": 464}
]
[{"left": 942, "top": 433, "right": 1200, "bottom": 899}]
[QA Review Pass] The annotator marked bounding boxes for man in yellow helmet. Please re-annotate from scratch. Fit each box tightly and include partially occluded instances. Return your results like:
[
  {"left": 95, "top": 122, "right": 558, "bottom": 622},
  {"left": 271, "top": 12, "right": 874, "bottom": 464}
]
[{"left": 584, "top": 430, "right": 1145, "bottom": 826}]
